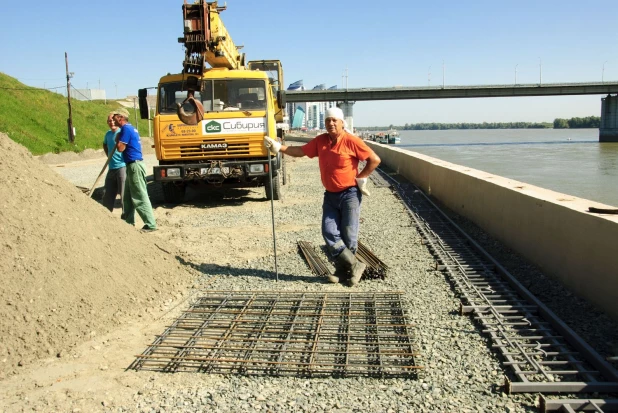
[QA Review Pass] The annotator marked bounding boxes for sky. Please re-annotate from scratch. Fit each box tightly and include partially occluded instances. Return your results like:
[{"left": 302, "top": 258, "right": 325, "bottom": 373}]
[{"left": 1, "top": 0, "right": 617, "bottom": 127}]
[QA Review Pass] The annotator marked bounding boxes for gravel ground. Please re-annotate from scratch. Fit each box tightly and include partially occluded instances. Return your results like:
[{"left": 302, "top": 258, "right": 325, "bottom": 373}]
[{"left": 37, "top": 139, "right": 618, "bottom": 412}]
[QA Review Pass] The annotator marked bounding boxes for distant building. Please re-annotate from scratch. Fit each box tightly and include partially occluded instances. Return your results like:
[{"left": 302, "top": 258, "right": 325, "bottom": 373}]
[
  {"left": 285, "top": 81, "right": 339, "bottom": 130},
  {"left": 287, "top": 80, "right": 307, "bottom": 129},
  {"left": 291, "top": 107, "right": 305, "bottom": 129}
]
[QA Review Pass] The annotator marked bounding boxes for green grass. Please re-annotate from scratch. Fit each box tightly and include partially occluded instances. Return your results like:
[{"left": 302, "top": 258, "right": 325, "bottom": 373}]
[{"left": 0, "top": 72, "right": 145, "bottom": 155}]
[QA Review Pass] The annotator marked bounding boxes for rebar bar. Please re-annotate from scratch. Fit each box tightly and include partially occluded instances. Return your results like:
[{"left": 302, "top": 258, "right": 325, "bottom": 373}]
[
  {"left": 357, "top": 241, "right": 389, "bottom": 280},
  {"left": 298, "top": 240, "right": 388, "bottom": 280},
  {"left": 298, "top": 241, "right": 332, "bottom": 277}
]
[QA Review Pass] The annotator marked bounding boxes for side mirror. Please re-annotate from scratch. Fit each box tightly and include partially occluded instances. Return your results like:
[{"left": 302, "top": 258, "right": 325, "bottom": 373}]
[
  {"left": 276, "top": 90, "right": 286, "bottom": 110},
  {"left": 138, "top": 88, "right": 149, "bottom": 120}
]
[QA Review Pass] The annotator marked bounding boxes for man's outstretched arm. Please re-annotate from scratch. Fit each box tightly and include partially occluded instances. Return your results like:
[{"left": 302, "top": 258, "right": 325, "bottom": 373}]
[{"left": 264, "top": 136, "right": 306, "bottom": 157}]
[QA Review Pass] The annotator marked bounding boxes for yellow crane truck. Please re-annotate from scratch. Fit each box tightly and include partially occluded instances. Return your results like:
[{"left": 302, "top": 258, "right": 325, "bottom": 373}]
[{"left": 137, "top": 1, "right": 287, "bottom": 203}]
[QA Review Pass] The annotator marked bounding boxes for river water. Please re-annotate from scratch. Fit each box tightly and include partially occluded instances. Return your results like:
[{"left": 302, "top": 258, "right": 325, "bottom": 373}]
[{"left": 394, "top": 128, "right": 618, "bottom": 207}]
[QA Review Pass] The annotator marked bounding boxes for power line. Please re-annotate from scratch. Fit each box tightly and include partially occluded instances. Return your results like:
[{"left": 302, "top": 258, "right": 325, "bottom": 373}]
[
  {"left": 70, "top": 86, "right": 92, "bottom": 100},
  {"left": 0, "top": 85, "right": 66, "bottom": 90}
]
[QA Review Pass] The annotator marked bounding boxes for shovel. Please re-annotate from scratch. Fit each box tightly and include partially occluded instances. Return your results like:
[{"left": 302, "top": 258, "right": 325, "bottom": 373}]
[{"left": 87, "top": 146, "right": 117, "bottom": 197}]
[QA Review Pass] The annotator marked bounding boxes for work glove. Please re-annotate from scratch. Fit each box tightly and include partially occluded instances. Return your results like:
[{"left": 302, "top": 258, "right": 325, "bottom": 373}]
[
  {"left": 263, "top": 136, "right": 281, "bottom": 154},
  {"left": 356, "top": 177, "right": 370, "bottom": 196}
]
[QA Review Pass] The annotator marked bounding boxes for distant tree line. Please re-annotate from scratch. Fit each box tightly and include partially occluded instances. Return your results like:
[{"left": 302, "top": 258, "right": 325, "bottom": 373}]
[
  {"left": 360, "top": 116, "right": 601, "bottom": 131},
  {"left": 553, "top": 116, "right": 600, "bottom": 129},
  {"left": 400, "top": 122, "right": 551, "bottom": 130}
]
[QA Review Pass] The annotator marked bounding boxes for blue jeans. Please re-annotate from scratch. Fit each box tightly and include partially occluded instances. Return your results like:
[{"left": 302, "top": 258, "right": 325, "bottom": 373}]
[{"left": 322, "top": 187, "right": 362, "bottom": 258}]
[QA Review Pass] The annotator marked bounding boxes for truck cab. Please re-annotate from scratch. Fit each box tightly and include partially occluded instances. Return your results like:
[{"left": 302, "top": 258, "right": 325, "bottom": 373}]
[{"left": 139, "top": 63, "right": 285, "bottom": 203}]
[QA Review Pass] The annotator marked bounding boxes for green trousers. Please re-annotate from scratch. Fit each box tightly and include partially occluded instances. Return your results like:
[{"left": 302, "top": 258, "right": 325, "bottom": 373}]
[{"left": 122, "top": 161, "right": 157, "bottom": 229}]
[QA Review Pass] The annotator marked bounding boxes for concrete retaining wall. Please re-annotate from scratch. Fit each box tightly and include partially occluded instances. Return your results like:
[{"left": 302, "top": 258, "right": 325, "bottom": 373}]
[
  {"left": 287, "top": 134, "right": 618, "bottom": 320},
  {"left": 367, "top": 142, "right": 618, "bottom": 321}
]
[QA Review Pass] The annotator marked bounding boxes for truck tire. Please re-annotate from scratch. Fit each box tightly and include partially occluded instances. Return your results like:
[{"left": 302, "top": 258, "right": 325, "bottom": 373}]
[
  {"left": 265, "top": 173, "right": 281, "bottom": 200},
  {"left": 162, "top": 182, "right": 186, "bottom": 204}
]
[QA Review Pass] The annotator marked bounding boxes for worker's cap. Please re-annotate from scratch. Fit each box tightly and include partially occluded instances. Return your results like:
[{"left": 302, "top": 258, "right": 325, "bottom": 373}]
[
  {"left": 111, "top": 108, "right": 130, "bottom": 119},
  {"left": 325, "top": 107, "right": 345, "bottom": 122}
]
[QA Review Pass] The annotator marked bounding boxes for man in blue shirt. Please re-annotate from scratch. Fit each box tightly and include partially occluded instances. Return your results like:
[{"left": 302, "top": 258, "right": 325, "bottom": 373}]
[
  {"left": 102, "top": 113, "right": 126, "bottom": 212},
  {"left": 112, "top": 108, "right": 157, "bottom": 232}
]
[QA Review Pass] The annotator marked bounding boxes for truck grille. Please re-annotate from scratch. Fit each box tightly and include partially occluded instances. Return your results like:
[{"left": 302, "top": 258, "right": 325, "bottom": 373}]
[{"left": 161, "top": 137, "right": 263, "bottom": 159}]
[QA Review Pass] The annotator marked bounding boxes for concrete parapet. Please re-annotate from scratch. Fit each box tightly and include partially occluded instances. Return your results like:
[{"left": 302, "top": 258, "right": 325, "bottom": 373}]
[{"left": 367, "top": 142, "right": 618, "bottom": 321}]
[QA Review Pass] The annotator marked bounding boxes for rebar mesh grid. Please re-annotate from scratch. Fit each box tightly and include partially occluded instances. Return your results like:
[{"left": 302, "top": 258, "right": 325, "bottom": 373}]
[
  {"left": 130, "top": 291, "right": 421, "bottom": 378},
  {"left": 377, "top": 167, "right": 618, "bottom": 395}
]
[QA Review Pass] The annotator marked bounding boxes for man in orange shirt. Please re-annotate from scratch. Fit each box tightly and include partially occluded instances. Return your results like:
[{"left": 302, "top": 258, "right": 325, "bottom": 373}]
[{"left": 264, "top": 107, "right": 381, "bottom": 286}]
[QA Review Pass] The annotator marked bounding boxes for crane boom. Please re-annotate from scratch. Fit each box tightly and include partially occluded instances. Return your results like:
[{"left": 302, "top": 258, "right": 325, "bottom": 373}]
[{"left": 179, "top": 1, "right": 245, "bottom": 74}]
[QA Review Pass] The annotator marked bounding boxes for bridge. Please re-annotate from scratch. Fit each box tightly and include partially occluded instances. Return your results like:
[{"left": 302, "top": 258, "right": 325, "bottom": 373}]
[{"left": 285, "top": 81, "right": 618, "bottom": 141}]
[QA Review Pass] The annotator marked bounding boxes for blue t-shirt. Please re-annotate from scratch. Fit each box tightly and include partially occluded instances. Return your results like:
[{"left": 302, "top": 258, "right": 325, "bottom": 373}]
[
  {"left": 117, "top": 123, "right": 143, "bottom": 163},
  {"left": 103, "top": 129, "right": 126, "bottom": 170}
]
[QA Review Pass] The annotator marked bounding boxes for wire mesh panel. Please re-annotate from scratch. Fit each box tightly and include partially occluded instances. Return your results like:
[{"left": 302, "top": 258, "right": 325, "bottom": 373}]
[{"left": 130, "top": 291, "right": 421, "bottom": 378}]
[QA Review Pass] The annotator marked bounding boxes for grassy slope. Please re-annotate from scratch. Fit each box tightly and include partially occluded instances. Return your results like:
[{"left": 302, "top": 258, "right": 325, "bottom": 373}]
[{"left": 0, "top": 73, "right": 143, "bottom": 155}]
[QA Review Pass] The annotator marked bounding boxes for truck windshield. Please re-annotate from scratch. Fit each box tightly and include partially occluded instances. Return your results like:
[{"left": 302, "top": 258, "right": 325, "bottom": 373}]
[{"left": 158, "top": 79, "right": 267, "bottom": 114}]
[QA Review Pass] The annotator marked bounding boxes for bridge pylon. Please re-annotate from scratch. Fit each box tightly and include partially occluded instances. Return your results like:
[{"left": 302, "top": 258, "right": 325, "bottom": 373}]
[
  {"left": 338, "top": 101, "right": 355, "bottom": 132},
  {"left": 600, "top": 94, "right": 618, "bottom": 142}
]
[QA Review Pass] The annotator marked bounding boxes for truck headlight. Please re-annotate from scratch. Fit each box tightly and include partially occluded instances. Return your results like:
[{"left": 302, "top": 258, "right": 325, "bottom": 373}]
[
  {"left": 249, "top": 164, "right": 264, "bottom": 173},
  {"left": 167, "top": 168, "right": 181, "bottom": 177}
]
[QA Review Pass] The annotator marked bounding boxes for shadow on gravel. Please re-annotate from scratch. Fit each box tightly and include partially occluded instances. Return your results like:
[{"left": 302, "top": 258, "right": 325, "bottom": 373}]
[
  {"left": 175, "top": 257, "right": 324, "bottom": 284},
  {"left": 146, "top": 181, "right": 269, "bottom": 209}
]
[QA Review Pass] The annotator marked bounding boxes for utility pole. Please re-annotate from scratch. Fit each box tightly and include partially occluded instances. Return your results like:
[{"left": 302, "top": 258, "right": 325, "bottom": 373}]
[
  {"left": 515, "top": 64, "right": 518, "bottom": 85},
  {"left": 133, "top": 98, "right": 138, "bottom": 130},
  {"left": 65, "top": 52, "right": 75, "bottom": 144},
  {"left": 603, "top": 61, "right": 608, "bottom": 83},
  {"left": 428, "top": 66, "right": 431, "bottom": 86},
  {"left": 442, "top": 60, "right": 445, "bottom": 88}
]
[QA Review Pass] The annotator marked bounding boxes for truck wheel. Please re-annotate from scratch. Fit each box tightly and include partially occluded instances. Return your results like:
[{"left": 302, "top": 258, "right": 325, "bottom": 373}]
[
  {"left": 265, "top": 173, "right": 281, "bottom": 200},
  {"left": 162, "top": 182, "right": 186, "bottom": 204}
]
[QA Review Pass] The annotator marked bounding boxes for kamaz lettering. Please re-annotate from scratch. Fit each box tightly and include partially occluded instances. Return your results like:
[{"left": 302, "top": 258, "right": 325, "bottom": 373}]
[{"left": 201, "top": 143, "right": 228, "bottom": 149}]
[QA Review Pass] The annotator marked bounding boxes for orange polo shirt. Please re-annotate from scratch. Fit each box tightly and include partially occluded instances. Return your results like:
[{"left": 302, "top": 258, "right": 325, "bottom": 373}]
[{"left": 301, "top": 132, "right": 375, "bottom": 193}]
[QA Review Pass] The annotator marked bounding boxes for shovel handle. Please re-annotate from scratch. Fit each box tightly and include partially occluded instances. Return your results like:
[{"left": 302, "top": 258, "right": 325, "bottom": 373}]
[{"left": 87, "top": 146, "right": 117, "bottom": 197}]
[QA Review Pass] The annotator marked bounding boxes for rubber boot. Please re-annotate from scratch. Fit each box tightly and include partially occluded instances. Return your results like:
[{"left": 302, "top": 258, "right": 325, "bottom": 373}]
[
  {"left": 338, "top": 248, "right": 366, "bottom": 287},
  {"left": 327, "top": 257, "right": 350, "bottom": 283}
]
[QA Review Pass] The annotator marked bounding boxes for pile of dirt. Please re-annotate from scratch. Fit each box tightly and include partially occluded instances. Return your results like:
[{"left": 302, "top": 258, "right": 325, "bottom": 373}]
[{"left": 0, "top": 132, "right": 195, "bottom": 379}]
